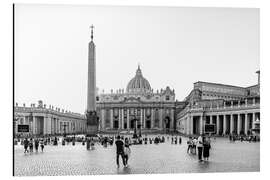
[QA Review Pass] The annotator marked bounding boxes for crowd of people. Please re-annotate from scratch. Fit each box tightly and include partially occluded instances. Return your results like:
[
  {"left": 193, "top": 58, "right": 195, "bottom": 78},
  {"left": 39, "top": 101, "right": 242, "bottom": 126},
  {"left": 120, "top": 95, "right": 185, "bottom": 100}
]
[
  {"left": 21, "top": 137, "right": 45, "bottom": 154},
  {"left": 17, "top": 133, "right": 211, "bottom": 167},
  {"left": 186, "top": 135, "right": 211, "bottom": 162},
  {"left": 229, "top": 134, "right": 259, "bottom": 142}
]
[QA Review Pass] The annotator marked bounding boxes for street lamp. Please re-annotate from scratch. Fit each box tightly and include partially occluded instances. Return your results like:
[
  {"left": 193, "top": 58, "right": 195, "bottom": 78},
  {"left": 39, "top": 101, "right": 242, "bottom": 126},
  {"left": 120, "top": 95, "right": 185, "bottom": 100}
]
[
  {"left": 132, "top": 116, "right": 138, "bottom": 138},
  {"left": 61, "top": 123, "right": 67, "bottom": 137}
]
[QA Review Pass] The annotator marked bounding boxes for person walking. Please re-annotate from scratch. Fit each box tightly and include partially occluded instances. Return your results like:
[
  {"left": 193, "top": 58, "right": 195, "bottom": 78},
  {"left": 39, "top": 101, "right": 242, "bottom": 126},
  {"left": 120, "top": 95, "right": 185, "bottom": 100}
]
[
  {"left": 192, "top": 137, "right": 198, "bottom": 154},
  {"left": 203, "top": 136, "right": 211, "bottom": 161},
  {"left": 34, "top": 138, "right": 39, "bottom": 152},
  {"left": 179, "top": 136, "right": 182, "bottom": 145},
  {"left": 115, "top": 135, "right": 126, "bottom": 168},
  {"left": 187, "top": 137, "right": 192, "bottom": 153},
  {"left": 23, "top": 138, "right": 29, "bottom": 154},
  {"left": 40, "top": 139, "right": 44, "bottom": 152},
  {"left": 123, "top": 138, "right": 131, "bottom": 167},
  {"left": 29, "top": 138, "right": 34, "bottom": 153},
  {"left": 197, "top": 135, "right": 203, "bottom": 162}
]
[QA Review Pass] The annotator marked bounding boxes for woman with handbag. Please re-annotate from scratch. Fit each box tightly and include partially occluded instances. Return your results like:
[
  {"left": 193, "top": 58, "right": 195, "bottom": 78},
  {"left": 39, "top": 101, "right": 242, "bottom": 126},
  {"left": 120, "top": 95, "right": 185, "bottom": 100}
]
[{"left": 124, "top": 137, "right": 131, "bottom": 167}]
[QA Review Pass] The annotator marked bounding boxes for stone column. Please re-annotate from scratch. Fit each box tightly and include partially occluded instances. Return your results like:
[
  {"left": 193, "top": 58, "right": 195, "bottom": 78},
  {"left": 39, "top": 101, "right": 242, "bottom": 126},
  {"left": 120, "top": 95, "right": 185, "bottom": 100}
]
[
  {"left": 210, "top": 115, "right": 213, "bottom": 124},
  {"left": 101, "top": 109, "right": 105, "bottom": 130},
  {"left": 48, "top": 117, "right": 52, "bottom": 135},
  {"left": 43, "top": 116, "right": 47, "bottom": 135},
  {"left": 51, "top": 117, "right": 54, "bottom": 134},
  {"left": 68, "top": 122, "right": 70, "bottom": 134},
  {"left": 230, "top": 114, "right": 234, "bottom": 134},
  {"left": 68, "top": 121, "right": 72, "bottom": 133},
  {"left": 55, "top": 118, "right": 58, "bottom": 134},
  {"left": 186, "top": 116, "right": 190, "bottom": 135},
  {"left": 151, "top": 108, "right": 154, "bottom": 128},
  {"left": 183, "top": 117, "right": 186, "bottom": 134},
  {"left": 75, "top": 121, "right": 77, "bottom": 133},
  {"left": 245, "top": 113, "right": 248, "bottom": 135},
  {"left": 32, "top": 116, "right": 36, "bottom": 135},
  {"left": 118, "top": 108, "right": 121, "bottom": 129},
  {"left": 159, "top": 109, "right": 163, "bottom": 129},
  {"left": 223, "top": 114, "right": 226, "bottom": 135},
  {"left": 110, "top": 109, "right": 113, "bottom": 129},
  {"left": 127, "top": 109, "right": 130, "bottom": 129},
  {"left": 199, "top": 115, "right": 203, "bottom": 135},
  {"left": 143, "top": 109, "right": 146, "bottom": 128},
  {"left": 121, "top": 109, "right": 124, "bottom": 129},
  {"left": 252, "top": 112, "right": 256, "bottom": 129},
  {"left": 237, "top": 114, "right": 241, "bottom": 135},
  {"left": 57, "top": 119, "right": 60, "bottom": 134},
  {"left": 54, "top": 118, "right": 57, "bottom": 134},
  {"left": 140, "top": 108, "right": 143, "bottom": 128},
  {"left": 170, "top": 109, "right": 174, "bottom": 130},
  {"left": 190, "top": 115, "right": 194, "bottom": 135},
  {"left": 216, "top": 115, "right": 220, "bottom": 135}
]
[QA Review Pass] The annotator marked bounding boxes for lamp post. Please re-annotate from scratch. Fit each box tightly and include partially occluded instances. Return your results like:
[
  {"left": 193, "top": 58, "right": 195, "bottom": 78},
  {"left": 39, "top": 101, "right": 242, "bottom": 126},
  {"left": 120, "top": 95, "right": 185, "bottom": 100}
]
[
  {"left": 132, "top": 116, "right": 138, "bottom": 138},
  {"left": 61, "top": 123, "right": 67, "bottom": 138}
]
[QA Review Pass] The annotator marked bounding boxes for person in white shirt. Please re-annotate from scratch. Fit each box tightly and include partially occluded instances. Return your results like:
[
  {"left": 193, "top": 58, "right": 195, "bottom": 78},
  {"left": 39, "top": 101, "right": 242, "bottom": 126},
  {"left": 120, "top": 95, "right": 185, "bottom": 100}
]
[
  {"left": 197, "top": 135, "right": 203, "bottom": 161},
  {"left": 192, "top": 138, "right": 197, "bottom": 154}
]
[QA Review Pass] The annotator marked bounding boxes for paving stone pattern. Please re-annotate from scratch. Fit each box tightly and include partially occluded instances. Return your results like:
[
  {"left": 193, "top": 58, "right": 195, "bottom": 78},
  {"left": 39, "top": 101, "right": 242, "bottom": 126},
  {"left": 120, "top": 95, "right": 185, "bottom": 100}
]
[{"left": 14, "top": 136, "right": 259, "bottom": 176}]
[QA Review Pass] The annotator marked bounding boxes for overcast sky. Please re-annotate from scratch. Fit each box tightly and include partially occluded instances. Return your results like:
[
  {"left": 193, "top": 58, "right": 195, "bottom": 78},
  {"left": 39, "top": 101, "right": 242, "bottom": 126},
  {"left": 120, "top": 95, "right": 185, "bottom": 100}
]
[{"left": 15, "top": 4, "right": 259, "bottom": 114}]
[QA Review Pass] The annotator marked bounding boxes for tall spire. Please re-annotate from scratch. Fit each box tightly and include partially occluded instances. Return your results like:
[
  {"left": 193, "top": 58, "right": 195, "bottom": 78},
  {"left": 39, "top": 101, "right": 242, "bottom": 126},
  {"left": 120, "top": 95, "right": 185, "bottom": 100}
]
[{"left": 90, "top": 24, "right": 94, "bottom": 41}]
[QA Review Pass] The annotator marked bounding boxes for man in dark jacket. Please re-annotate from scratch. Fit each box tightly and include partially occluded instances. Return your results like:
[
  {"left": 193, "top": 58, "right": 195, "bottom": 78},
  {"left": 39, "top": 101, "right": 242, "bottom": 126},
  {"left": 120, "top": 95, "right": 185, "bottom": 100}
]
[{"left": 115, "top": 135, "right": 126, "bottom": 168}]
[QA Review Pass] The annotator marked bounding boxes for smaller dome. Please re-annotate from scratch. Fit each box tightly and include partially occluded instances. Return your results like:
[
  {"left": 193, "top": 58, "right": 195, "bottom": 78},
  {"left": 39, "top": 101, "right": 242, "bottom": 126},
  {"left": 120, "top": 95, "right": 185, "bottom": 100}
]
[{"left": 126, "top": 66, "right": 151, "bottom": 93}]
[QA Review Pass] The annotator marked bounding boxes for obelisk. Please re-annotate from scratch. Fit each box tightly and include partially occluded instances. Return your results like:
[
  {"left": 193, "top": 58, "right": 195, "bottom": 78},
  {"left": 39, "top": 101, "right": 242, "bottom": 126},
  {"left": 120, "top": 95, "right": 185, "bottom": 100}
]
[{"left": 86, "top": 25, "right": 98, "bottom": 136}]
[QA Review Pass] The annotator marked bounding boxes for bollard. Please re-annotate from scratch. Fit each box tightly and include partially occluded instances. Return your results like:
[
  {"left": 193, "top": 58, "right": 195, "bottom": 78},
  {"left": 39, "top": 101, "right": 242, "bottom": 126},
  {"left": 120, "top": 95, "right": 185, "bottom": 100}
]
[{"left": 86, "top": 141, "right": 90, "bottom": 150}]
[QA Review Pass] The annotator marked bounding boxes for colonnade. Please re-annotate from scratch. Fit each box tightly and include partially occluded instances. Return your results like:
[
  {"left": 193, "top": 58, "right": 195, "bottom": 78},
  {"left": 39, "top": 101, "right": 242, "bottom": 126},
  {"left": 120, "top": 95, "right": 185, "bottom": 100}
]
[
  {"left": 183, "top": 111, "right": 259, "bottom": 135},
  {"left": 15, "top": 114, "right": 86, "bottom": 136}
]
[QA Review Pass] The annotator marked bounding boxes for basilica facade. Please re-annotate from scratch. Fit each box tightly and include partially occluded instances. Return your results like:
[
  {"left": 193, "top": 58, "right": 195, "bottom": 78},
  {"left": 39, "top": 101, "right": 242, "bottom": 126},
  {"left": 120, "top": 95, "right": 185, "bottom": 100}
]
[{"left": 96, "top": 66, "right": 177, "bottom": 132}]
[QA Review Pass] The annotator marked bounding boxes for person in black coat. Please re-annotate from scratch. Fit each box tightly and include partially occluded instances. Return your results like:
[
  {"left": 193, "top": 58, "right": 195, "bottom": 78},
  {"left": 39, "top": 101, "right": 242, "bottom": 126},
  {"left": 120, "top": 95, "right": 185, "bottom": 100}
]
[{"left": 203, "top": 136, "right": 211, "bottom": 161}]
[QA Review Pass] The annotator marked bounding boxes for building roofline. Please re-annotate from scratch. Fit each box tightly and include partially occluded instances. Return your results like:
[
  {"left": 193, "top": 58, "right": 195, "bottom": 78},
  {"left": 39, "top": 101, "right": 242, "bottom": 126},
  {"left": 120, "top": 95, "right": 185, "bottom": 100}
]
[
  {"left": 245, "top": 84, "right": 259, "bottom": 89},
  {"left": 194, "top": 81, "right": 247, "bottom": 89}
]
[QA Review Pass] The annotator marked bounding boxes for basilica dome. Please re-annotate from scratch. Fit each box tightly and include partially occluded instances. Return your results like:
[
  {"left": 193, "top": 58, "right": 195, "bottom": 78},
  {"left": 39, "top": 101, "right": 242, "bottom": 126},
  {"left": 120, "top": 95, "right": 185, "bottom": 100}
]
[{"left": 126, "top": 66, "right": 151, "bottom": 93}]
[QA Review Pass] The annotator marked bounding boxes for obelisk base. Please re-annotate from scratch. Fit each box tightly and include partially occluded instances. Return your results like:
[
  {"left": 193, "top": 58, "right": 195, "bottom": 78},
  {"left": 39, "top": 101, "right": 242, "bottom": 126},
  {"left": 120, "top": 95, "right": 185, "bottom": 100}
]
[
  {"left": 85, "top": 110, "right": 99, "bottom": 137},
  {"left": 86, "top": 125, "right": 98, "bottom": 137}
]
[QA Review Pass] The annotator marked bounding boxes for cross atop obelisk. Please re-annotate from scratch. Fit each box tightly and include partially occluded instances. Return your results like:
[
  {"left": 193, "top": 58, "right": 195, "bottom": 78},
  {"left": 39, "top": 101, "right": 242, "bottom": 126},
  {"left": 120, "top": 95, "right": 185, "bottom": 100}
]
[{"left": 90, "top": 24, "right": 94, "bottom": 41}]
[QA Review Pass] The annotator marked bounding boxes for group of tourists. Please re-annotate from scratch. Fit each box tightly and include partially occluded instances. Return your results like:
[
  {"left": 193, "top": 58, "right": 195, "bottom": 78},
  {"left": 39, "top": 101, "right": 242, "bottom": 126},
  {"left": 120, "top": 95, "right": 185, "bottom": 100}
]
[
  {"left": 187, "top": 135, "right": 211, "bottom": 162},
  {"left": 171, "top": 136, "right": 182, "bottom": 144},
  {"left": 22, "top": 138, "right": 45, "bottom": 154}
]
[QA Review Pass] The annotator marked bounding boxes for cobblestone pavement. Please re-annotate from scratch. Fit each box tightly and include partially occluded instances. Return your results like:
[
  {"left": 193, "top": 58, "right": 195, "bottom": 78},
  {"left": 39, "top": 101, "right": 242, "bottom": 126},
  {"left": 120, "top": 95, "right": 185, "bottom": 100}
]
[{"left": 14, "top": 136, "right": 260, "bottom": 176}]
